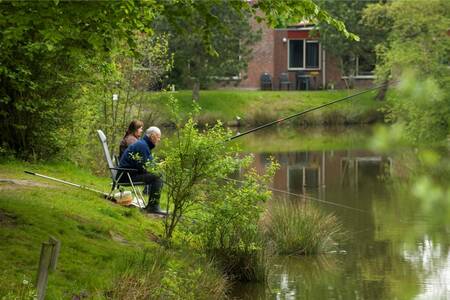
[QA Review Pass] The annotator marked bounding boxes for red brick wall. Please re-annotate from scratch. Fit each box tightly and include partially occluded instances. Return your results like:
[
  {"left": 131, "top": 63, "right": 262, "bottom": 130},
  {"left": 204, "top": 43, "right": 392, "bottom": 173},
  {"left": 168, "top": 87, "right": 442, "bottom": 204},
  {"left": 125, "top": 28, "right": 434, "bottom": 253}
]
[
  {"left": 273, "top": 30, "right": 288, "bottom": 89},
  {"left": 222, "top": 22, "right": 375, "bottom": 90},
  {"left": 237, "top": 17, "right": 275, "bottom": 89}
]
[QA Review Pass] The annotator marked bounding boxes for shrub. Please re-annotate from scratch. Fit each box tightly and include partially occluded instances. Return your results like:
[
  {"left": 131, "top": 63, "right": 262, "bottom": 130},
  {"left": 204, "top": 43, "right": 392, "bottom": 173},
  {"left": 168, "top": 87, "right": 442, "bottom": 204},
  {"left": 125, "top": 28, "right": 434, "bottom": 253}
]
[
  {"left": 261, "top": 201, "right": 343, "bottom": 255},
  {"left": 186, "top": 159, "right": 279, "bottom": 282}
]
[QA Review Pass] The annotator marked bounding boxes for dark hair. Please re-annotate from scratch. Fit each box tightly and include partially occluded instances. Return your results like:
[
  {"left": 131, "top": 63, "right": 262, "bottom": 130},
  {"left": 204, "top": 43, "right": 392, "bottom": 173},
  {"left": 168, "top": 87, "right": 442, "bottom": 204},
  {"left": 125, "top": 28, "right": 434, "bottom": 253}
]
[{"left": 124, "top": 120, "right": 144, "bottom": 137}]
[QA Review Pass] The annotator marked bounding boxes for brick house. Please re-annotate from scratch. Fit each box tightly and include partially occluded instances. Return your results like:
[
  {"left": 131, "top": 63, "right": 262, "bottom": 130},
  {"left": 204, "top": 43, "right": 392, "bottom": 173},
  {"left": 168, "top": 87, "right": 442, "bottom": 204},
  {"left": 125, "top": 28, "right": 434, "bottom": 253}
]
[{"left": 229, "top": 21, "right": 375, "bottom": 90}]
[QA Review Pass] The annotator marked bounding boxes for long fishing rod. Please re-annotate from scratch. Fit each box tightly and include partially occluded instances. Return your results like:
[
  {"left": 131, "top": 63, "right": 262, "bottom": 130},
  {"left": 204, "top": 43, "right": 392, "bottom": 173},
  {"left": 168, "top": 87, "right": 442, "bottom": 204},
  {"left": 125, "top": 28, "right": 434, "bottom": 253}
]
[
  {"left": 222, "top": 177, "right": 367, "bottom": 213},
  {"left": 228, "top": 81, "right": 396, "bottom": 141},
  {"left": 24, "top": 171, "right": 109, "bottom": 197}
]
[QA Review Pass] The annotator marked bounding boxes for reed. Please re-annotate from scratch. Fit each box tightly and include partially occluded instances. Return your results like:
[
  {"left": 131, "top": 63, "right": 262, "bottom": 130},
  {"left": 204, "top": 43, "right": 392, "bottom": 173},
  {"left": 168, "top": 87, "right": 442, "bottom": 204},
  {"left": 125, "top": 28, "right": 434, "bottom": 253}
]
[{"left": 261, "top": 201, "right": 343, "bottom": 255}]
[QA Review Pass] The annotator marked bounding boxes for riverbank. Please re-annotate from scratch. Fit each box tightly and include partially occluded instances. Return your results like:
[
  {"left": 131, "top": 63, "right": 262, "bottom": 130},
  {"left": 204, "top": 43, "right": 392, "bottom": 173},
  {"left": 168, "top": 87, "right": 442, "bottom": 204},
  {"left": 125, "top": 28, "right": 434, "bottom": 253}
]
[
  {"left": 146, "top": 89, "right": 384, "bottom": 127},
  {"left": 0, "top": 160, "right": 227, "bottom": 299}
]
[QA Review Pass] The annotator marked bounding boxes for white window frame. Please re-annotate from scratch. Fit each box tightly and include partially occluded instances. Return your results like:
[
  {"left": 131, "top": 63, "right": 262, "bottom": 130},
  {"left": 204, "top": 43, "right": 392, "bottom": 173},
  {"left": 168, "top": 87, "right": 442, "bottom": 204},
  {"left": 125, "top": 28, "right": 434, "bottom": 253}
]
[{"left": 287, "top": 39, "right": 321, "bottom": 71}]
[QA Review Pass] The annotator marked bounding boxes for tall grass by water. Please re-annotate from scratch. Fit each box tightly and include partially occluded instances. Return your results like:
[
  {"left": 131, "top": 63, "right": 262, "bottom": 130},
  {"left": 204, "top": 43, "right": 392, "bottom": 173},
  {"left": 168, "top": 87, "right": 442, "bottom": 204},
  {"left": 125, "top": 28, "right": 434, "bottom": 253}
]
[
  {"left": 110, "top": 249, "right": 228, "bottom": 299},
  {"left": 261, "top": 200, "right": 344, "bottom": 255}
]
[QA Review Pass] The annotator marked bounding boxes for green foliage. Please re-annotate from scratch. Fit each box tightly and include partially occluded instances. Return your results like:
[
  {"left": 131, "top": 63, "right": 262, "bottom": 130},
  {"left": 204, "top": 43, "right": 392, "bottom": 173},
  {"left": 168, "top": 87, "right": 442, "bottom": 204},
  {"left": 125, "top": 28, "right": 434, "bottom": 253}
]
[
  {"left": 185, "top": 159, "right": 278, "bottom": 281},
  {"left": 158, "top": 3, "right": 261, "bottom": 99},
  {"left": 318, "top": 0, "right": 381, "bottom": 79},
  {"left": 364, "top": 0, "right": 450, "bottom": 83},
  {"left": 110, "top": 249, "right": 227, "bottom": 299},
  {"left": 261, "top": 201, "right": 343, "bottom": 255},
  {"left": 254, "top": 0, "right": 357, "bottom": 41},
  {"left": 0, "top": 1, "right": 157, "bottom": 159},
  {"left": 384, "top": 72, "right": 449, "bottom": 143},
  {"left": 155, "top": 116, "right": 236, "bottom": 239},
  {"left": 363, "top": 0, "right": 450, "bottom": 142}
]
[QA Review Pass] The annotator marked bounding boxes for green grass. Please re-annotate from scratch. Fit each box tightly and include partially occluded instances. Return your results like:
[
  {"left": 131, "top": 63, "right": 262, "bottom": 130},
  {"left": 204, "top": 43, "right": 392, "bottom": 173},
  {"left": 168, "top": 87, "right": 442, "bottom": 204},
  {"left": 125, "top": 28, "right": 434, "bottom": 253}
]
[
  {"left": 0, "top": 160, "right": 226, "bottom": 299},
  {"left": 145, "top": 89, "right": 383, "bottom": 126}
]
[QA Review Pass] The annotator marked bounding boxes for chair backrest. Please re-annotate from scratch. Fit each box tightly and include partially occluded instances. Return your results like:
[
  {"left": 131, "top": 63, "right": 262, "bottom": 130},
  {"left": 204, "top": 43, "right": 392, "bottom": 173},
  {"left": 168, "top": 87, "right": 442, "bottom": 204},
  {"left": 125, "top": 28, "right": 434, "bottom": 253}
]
[
  {"left": 96, "top": 130, "right": 117, "bottom": 179},
  {"left": 260, "top": 72, "right": 272, "bottom": 83},
  {"left": 279, "top": 72, "right": 290, "bottom": 82}
]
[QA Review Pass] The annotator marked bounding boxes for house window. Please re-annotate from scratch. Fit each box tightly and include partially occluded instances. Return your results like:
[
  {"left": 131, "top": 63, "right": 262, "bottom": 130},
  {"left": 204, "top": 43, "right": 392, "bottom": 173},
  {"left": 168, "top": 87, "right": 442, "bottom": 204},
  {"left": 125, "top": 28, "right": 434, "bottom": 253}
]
[
  {"left": 356, "top": 54, "right": 375, "bottom": 77},
  {"left": 288, "top": 40, "right": 320, "bottom": 70},
  {"left": 306, "top": 41, "right": 319, "bottom": 68},
  {"left": 289, "top": 40, "right": 304, "bottom": 68}
]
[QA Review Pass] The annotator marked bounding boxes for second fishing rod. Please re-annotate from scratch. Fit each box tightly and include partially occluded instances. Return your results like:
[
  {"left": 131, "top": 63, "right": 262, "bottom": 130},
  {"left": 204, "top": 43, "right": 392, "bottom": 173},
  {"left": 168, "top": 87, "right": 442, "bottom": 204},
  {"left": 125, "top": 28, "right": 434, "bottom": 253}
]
[{"left": 227, "top": 80, "right": 397, "bottom": 142}]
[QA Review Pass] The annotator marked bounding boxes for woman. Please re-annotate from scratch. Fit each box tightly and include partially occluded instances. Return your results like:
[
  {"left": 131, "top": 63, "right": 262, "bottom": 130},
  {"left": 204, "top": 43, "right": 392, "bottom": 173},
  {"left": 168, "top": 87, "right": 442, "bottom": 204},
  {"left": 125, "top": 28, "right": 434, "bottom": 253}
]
[{"left": 119, "top": 120, "right": 144, "bottom": 159}]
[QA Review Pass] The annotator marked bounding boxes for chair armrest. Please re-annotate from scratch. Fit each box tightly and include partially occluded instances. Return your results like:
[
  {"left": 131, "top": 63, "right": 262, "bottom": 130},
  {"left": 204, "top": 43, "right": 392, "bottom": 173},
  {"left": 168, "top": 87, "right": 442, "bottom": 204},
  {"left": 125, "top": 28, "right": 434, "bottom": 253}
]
[{"left": 110, "top": 167, "right": 139, "bottom": 172}]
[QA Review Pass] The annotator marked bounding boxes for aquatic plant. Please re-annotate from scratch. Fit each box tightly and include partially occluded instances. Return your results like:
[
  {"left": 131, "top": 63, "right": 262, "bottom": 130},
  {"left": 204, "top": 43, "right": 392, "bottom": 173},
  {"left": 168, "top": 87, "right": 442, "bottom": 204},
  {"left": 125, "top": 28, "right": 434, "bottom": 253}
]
[{"left": 261, "top": 200, "right": 343, "bottom": 255}]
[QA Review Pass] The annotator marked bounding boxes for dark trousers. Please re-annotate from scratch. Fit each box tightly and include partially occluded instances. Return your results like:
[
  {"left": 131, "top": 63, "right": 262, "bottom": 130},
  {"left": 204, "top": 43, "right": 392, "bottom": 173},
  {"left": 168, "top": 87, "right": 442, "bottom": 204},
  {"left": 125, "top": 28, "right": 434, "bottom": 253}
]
[{"left": 117, "top": 172, "right": 163, "bottom": 206}]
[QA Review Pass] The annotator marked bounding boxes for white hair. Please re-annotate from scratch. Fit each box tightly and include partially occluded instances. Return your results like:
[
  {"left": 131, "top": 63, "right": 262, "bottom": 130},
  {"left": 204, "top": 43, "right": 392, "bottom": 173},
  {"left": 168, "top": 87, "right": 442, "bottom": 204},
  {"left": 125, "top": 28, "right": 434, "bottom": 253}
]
[{"left": 146, "top": 126, "right": 161, "bottom": 136}]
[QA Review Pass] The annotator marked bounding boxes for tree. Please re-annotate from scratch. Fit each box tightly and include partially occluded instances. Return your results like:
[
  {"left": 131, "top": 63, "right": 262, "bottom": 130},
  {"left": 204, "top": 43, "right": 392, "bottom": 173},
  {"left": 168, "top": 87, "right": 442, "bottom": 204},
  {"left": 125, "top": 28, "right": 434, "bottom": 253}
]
[
  {"left": 363, "top": 0, "right": 450, "bottom": 141},
  {"left": 317, "top": 0, "right": 385, "bottom": 89},
  {"left": 0, "top": 1, "right": 156, "bottom": 158},
  {"left": 158, "top": 4, "right": 261, "bottom": 101}
]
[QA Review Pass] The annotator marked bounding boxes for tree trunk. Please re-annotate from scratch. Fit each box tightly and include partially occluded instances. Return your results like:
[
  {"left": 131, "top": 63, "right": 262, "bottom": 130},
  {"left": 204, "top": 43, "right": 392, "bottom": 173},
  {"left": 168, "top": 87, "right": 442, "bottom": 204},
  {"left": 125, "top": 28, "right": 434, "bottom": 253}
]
[{"left": 192, "top": 80, "right": 200, "bottom": 102}]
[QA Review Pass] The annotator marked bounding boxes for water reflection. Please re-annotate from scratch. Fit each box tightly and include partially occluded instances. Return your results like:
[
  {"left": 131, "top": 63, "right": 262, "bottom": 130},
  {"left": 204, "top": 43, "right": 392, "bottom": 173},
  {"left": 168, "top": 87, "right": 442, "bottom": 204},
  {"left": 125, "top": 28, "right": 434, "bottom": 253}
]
[{"left": 232, "top": 141, "right": 450, "bottom": 299}]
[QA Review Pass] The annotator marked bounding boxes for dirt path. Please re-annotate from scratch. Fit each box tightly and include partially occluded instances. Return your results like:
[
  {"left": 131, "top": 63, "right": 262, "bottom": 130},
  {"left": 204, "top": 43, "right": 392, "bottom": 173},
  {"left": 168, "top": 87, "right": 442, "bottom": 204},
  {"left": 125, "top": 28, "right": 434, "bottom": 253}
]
[{"left": 0, "top": 178, "right": 54, "bottom": 190}]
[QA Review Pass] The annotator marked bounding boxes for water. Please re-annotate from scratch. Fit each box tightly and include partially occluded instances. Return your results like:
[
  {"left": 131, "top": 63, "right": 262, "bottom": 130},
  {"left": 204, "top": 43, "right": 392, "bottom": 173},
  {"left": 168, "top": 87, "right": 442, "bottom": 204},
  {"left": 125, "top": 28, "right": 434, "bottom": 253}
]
[{"left": 232, "top": 126, "right": 450, "bottom": 300}]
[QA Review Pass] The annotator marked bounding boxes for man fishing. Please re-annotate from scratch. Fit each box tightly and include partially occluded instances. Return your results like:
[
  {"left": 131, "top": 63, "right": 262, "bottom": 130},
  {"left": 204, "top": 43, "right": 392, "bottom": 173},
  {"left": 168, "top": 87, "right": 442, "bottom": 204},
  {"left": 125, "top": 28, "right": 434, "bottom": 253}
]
[{"left": 117, "top": 126, "right": 167, "bottom": 215}]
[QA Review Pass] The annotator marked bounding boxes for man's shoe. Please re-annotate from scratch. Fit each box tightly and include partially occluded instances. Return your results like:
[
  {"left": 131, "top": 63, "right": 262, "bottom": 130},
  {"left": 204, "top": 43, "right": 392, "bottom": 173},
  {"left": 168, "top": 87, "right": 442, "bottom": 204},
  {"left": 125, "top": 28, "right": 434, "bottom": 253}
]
[{"left": 145, "top": 204, "right": 169, "bottom": 216}]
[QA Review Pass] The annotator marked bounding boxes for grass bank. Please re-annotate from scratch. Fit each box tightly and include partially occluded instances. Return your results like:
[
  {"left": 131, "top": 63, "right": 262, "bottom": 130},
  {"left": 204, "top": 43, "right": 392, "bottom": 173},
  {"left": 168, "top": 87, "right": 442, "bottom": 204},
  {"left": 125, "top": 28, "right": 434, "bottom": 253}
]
[
  {"left": 146, "top": 89, "right": 384, "bottom": 127},
  {"left": 0, "top": 160, "right": 227, "bottom": 299}
]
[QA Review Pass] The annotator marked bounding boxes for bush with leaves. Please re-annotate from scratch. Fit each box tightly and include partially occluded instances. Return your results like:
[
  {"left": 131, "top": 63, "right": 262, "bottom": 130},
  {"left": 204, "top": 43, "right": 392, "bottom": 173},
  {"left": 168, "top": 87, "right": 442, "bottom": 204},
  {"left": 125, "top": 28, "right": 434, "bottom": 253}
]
[
  {"left": 189, "top": 160, "right": 279, "bottom": 281},
  {"left": 154, "top": 114, "right": 237, "bottom": 239}
]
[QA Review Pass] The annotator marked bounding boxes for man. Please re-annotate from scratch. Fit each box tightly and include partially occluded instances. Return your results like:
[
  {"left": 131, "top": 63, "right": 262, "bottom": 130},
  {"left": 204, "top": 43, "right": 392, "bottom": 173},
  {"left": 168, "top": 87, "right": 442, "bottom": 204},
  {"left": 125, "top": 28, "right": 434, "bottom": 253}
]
[{"left": 117, "top": 126, "right": 167, "bottom": 215}]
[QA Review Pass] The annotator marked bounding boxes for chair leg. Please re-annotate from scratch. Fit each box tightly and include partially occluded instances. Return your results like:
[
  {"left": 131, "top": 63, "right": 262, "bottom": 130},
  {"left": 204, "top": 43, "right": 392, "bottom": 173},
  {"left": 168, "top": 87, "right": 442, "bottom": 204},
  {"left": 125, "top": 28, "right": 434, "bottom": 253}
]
[{"left": 127, "top": 173, "right": 146, "bottom": 208}]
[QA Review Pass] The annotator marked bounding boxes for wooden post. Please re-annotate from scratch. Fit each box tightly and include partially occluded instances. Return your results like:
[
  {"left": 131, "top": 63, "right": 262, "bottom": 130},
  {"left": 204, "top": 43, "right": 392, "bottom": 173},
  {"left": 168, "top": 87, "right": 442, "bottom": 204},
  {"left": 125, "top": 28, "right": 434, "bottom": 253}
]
[
  {"left": 36, "top": 237, "right": 61, "bottom": 300},
  {"left": 48, "top": 236, "right": 61, "bottom": 272}
]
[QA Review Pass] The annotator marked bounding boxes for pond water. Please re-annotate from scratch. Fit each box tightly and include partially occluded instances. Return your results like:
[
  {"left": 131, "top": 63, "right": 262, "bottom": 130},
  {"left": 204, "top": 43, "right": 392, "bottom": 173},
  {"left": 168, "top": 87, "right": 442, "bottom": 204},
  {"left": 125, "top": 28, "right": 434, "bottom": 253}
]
[{"left": 232, "top": 126, "right": 450, "bottom": 300}]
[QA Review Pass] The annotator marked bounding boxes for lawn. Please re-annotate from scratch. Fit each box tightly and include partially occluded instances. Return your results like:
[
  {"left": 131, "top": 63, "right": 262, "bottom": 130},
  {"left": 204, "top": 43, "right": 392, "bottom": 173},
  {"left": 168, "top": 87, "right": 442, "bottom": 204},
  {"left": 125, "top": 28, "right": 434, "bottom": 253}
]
[{"left": 145, "top": 89, "right": 384, "bottom": 126}]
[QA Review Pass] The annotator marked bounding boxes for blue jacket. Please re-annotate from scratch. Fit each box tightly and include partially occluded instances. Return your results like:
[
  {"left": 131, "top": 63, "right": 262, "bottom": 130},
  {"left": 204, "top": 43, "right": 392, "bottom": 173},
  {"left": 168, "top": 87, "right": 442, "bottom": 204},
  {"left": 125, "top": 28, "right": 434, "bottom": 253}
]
[{"left": 119, "top": 135, "right": 155, "bottom": 173}]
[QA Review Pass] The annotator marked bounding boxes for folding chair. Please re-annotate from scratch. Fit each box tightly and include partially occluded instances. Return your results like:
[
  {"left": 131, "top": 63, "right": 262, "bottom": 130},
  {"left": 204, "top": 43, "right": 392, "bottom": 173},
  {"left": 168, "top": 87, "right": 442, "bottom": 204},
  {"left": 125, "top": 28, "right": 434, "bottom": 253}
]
[{"left": 96, "top": 130, "right": 146, "bottom": 208}]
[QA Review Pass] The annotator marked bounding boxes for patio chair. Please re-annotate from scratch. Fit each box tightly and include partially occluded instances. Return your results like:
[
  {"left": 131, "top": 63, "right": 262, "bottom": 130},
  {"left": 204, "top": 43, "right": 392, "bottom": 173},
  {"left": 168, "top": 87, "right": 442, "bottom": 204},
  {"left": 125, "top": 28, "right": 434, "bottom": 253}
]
[
  {"left": 96, "top": 129, "right": 146, "bottom": 208},
  {"left": 296, "top": 71, "right": 311, "bottom": 90},
  {"left": 279, "top": 72, "right": 292, "bottom": 90},
  {"left": 260, "top": 72, "right": 273, "bottom": 90}
]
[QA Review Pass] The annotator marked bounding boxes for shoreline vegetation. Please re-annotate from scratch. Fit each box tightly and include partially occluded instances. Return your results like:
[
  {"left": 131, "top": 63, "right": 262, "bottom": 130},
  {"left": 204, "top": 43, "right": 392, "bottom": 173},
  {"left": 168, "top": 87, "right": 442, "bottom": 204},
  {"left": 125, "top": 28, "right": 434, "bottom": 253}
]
[
  {"left": 1, "top": 90, "right": 376, "bottom": 298},
  {"left": 147, "top": 89, "right": 385, "bottom": 128}
]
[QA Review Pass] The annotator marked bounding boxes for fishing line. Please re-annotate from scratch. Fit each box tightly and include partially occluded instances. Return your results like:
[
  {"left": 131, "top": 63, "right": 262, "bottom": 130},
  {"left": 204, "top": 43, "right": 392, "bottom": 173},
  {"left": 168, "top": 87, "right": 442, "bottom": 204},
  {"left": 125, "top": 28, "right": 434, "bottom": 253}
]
[{"left": 222, "top": 177, "right": 368, "bottom": 213}]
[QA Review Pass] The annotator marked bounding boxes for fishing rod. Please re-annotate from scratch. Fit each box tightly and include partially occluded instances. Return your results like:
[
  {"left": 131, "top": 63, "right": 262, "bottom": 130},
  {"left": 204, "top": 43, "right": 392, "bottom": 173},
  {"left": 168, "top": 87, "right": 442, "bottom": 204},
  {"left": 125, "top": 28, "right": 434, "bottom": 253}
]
[
  {"left": 222, "top": 177, "right": 367, "bottom": 213},
  {"left": 24, "top": 171, "right": 136, "bottom": 205},
  {"left": 228, "top": 80, "right": 397, "bottom": 141},
  {"left": 24, "top": 171, "right": 109, "bottom": 197}
]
